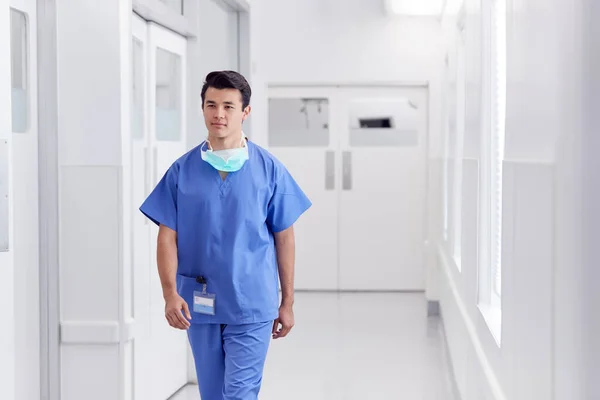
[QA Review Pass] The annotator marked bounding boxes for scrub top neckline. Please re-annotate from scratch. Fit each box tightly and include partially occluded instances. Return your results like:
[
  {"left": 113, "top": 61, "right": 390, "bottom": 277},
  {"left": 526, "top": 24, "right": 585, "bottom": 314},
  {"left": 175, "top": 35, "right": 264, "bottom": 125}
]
[{"left": 199, "top": 140, "right": 252, "bottom": 188}]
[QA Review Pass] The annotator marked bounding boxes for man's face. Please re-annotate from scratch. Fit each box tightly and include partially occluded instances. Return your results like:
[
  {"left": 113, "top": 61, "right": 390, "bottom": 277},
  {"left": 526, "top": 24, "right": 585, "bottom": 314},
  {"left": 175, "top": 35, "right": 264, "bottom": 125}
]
[{"left": 202, "top": 87, "right": 250, "bottom": 139}]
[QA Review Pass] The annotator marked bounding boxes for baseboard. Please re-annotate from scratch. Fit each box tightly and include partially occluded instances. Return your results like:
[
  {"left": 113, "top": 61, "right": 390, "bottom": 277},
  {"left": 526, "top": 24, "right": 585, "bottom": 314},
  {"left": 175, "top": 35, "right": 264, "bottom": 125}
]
[
  {"left": 437, "top": 244, "right": 508, "bottom": 400},
  {"left": 438, "top": 309, "right": 463, "bottom": 400},
  {"left": 167, "top": 384, "right": 196, "bottom": 400}
]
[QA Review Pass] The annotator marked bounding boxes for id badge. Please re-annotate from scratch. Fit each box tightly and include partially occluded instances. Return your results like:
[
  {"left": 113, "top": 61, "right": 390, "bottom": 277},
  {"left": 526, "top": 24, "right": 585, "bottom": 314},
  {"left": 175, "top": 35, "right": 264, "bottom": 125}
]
[{"left": 193, "top": 284, "right": 215, "bottom": 315}]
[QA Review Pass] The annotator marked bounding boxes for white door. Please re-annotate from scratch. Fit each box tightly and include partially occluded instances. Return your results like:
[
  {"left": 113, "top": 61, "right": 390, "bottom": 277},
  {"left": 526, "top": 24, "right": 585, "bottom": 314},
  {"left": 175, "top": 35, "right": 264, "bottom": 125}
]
[
  {"left": 0, "top": 2, "right": 14, "bottom": 400},
  {"left": 10, "top": 1, "right": 41, "bottom": 399},
  {"left": 267, "top": 87, "right": 340, "bottom": 290},
  {"left": 132, "top": 16, "right": 188, "bottom": 400},
  {"left": 147, "top": 23, "right": 189, "bottom": 399},
  {"left": 337, "top": 87, "right": 428, "bottom": 290},
  {"left": 267, "top": 86, "right": 428, "bottom": 291},
  {"left": 131, "top": 15, "right": 154, "bottom": 400}
]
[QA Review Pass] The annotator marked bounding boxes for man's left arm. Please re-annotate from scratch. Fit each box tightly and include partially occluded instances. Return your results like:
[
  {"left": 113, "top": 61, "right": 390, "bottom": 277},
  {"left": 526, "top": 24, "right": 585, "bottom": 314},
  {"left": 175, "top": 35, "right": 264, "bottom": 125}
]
[{"left": 272, "top": 225, "right": 295, "bottom": 339}]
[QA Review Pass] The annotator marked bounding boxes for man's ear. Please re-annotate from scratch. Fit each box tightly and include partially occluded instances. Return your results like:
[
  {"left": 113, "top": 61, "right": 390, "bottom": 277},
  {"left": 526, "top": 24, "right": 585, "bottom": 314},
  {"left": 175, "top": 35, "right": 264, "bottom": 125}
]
[{"left": 242, "top": 105, "right": 252, "bottom": 121}]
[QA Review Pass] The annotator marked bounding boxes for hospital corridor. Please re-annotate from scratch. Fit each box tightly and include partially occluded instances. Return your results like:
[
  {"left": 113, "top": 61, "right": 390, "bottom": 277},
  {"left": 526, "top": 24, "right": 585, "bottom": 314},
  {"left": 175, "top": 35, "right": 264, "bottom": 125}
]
[{"left": 0, "top": 0, "right": 598, "bottom": 400}]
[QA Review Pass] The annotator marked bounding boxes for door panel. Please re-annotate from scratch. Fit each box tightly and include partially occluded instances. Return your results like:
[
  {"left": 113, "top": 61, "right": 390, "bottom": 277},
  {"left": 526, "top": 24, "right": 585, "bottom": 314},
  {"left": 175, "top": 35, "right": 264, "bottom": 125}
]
[
  {"left": 338, "top": 88, "right": 428, "bottom": 290},
  {"left": 148, "top": 23, "right": 188, "bottom": 399},
  {"left": 131, "top": 15, "right": 153, "bottom": 400},
  {"left": 0, "top": 2, "right": 14, "bottom": 400},
  {"left": 132, "top": 16, "right": 188, "bottom": 400},
  {"left": 10, "top": 1, "right": 41, "bottom": 399},
  {"left": 267, "top": 88, "right": 340, "bottom": 290}
]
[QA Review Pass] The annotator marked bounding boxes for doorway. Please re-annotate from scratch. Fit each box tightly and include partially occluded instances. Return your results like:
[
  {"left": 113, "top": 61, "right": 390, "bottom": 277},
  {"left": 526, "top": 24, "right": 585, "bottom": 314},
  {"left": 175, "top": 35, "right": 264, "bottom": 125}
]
[
  {"left": 131, "top": 14, "right": 189, "bottom": 400},
  {"left": 268, "top": 85, "right": 429, "bottom": 291}
]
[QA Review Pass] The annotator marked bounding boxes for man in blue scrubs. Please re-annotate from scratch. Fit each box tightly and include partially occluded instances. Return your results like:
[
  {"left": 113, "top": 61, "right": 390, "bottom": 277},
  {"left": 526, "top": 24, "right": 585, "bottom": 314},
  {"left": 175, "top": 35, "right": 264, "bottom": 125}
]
[{"left": 140, "top": 70, "right": 311, "bottom": 400}]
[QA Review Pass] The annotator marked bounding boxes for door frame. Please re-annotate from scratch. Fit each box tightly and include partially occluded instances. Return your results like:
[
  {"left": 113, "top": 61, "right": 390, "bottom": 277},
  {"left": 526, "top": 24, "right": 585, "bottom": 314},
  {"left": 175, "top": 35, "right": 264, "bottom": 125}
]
[
  {"left": 37, "top": 0, "right": 60, "bottom": 399},
  {"left": 266, "top": 82, "right": 431, "bottom": 292},
  {"left": 132, "top": 15, "right": 191, "bottom": 397},
  {"left": 0, "top": 3, "right": 13, "bottom": 400}
]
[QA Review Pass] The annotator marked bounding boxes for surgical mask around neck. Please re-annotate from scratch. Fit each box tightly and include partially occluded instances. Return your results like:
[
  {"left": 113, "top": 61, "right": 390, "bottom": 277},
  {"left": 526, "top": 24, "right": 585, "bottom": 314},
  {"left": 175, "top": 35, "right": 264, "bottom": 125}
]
[{"left": 201, "top": 135, "right": 249, "bottom": 172}]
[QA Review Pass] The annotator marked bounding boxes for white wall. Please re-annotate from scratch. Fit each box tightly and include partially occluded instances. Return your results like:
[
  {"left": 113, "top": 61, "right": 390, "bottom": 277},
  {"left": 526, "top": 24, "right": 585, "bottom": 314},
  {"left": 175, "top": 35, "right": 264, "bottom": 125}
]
[
  {"left": 435, "top": 0, "right": 589, "bottom": 399},
  {"left": 187, "top": 0, "right": 241, "bottom": 148},
  {"left": 56, "top": 0, "right": 134, "bottom": 399},
  {"left": 260, "top": 0, "right": 442, "bottom": 85}
]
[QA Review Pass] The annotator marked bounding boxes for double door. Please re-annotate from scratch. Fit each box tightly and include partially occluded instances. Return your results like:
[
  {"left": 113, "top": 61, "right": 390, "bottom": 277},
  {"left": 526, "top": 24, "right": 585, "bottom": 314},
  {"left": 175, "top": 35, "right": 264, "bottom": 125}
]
[
  {"left": 268, "top": 86, "right": 429, "bottom": 291},
  {"left": 131, "top": 15, "right": 188, "bottom": 400}
]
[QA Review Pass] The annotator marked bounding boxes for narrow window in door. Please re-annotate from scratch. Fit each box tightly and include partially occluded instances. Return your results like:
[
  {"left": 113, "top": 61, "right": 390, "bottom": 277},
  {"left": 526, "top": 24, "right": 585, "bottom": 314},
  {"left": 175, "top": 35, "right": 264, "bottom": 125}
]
[
  {"left": 155, "top": 48, "right": 182, "bottom": 142},
  {"left": 10, "top": 9, "right": 28, "bottom": 134},
  {"left": 348, "top": 98, "right": 419, "bottom": 147},
  {"left": 132, "top": 38, "right": 145, "bottom": 140},
  {"left": 268, "top": 98, "right": 330, "bottom": 147}
]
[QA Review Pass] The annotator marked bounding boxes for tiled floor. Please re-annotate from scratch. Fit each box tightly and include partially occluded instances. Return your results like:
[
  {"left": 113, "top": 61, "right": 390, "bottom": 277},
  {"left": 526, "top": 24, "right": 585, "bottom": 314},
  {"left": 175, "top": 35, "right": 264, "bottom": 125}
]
[{"left": 170, "top": 292, "right": 456, "bottom": 400}]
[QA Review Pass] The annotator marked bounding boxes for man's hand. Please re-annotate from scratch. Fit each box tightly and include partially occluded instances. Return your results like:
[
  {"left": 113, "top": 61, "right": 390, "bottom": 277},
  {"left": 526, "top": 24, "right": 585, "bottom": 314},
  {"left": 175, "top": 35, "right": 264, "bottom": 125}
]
[
  {"left": 272, "top": 304, "right": 294, "bottom": 339},
  {"left": 164, "top": 293, "right": 191, "bottom": 330}
]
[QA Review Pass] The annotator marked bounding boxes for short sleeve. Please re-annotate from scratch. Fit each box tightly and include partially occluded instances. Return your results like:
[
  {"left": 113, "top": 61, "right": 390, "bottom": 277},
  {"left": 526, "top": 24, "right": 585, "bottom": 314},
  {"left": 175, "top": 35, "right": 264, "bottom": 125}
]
[
  {"left": 266, "top": 168, "right": 312, "bottom": 233},
  {"left": 139, "top": 164, "right": 178, "bottom": 231}
]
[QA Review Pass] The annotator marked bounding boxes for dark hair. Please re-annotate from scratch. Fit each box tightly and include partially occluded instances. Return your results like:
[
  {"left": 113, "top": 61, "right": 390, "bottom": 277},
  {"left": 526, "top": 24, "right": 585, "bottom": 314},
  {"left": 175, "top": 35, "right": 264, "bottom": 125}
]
[{"left": 201, "top": 70, "right": 252, "bottom": 109}]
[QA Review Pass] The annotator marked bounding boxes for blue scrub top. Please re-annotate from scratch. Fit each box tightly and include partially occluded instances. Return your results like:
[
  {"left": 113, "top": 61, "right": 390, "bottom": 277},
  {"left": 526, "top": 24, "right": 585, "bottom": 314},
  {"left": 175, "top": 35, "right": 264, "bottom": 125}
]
[{"left": 139, "top": 140, "right": 312, "bottom": 325}]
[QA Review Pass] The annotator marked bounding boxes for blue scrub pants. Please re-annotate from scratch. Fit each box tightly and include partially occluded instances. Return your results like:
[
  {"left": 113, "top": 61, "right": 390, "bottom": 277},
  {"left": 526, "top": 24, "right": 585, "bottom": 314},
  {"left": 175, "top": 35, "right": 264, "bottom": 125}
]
[{"left": 187, "top": 321, "right": 272, "bottom": 400}]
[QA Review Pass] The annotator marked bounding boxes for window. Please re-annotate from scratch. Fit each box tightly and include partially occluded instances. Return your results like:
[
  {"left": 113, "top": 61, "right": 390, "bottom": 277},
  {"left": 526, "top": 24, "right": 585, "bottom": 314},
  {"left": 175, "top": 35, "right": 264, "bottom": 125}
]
[
  {"left": 155, "top": 47, "right": 182, "bottom": 142},
  {"left": 442, "top": 52, "right": 452, "bottom": 243},
  {"left": 10, "top": 9, "right": 28, "bottom": 133},
  {"left": 132, "top": 38, "right": 145, "bottom": 140},
  {"left": 348, "top": 98, "right": 419, "bottom": 147},
  {"left": 490, "top": 0, "right": 507, "bottom": 300},
  {"left": 478, "top": 0, "right": 506, "bottom": 344},
  {"left": 452, "top": 24, "right": 467, "bottom": 268},
  {"left": 268, "top": 98, "right": 330, "bottom": 147},
  {"left": 442, "top": 17, "right": 466, "bottom": 270}
]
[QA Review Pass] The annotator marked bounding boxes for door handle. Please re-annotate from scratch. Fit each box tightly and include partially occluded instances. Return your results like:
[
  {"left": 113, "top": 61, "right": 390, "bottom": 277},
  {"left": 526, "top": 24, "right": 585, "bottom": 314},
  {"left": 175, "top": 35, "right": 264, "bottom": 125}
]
[
  {"left": 0, "top": 140, "right": 9, "bottom": 251},
  {"left": 144, "top": 146, "right": 150, "bottom": 198},
  {"left": 325, "top": 151, "right": 335, "bottom": 190},
  {"left": 152, "top": 146, "right": 158, "bottom": 186},
  {"left": 143, "top": 146, "right": 151, "bottom": 225},
  {"left": 342, "top": 151, "right": 352, "bottom": 190}
]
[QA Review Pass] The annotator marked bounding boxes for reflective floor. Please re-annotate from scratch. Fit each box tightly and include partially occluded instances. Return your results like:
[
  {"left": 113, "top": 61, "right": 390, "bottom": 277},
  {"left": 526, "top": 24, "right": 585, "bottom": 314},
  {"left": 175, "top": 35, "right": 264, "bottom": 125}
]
[{"left": 170, "top": 292, "right": 456, "bottom": 400}]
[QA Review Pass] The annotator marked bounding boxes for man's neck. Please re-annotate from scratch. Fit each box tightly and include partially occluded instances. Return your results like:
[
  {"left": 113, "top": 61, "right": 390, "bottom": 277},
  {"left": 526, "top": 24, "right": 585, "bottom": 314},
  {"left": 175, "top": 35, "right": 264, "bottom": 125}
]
[{"left": 208, "top": 131, "right": 243, "bottom": 151}]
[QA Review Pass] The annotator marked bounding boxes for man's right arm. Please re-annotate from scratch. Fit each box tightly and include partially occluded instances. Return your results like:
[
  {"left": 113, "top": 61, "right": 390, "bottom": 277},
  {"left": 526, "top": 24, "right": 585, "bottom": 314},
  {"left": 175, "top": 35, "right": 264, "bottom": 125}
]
[
  {"left": 157, "top": 224, "right": 191, "bottom": 329},
  {"left": 157, "top": 224, "right": 178, "bottom": 298}
]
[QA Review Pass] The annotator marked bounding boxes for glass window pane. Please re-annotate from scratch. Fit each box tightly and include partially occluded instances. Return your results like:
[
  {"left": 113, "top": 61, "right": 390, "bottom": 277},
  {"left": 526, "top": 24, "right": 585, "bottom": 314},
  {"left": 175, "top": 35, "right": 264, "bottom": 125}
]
[
  {"left": 155, "top": 48, "right": 182, "bottom": 142},
  {"left": 491, "top": 0, "right": 507, "bottom": 299},
  {"left": 131, "top": 38, "right": 144, "bottom": 140},
  {"left": 158, "top": 0, "right": 183, "bottom": 14},
  {"left": 10, "top": 9, "right": 28, "bottom": 134},
  {"left": 348, "top": 98, "right": 419, "bottom": 147},
  {"left": 268, "top": 98, "right": 329, "bottom": 147}
]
